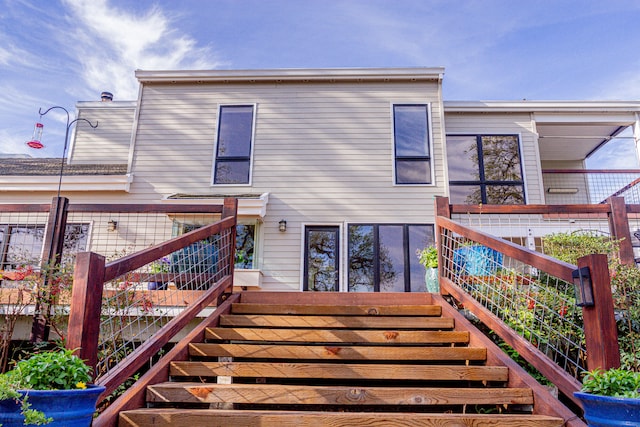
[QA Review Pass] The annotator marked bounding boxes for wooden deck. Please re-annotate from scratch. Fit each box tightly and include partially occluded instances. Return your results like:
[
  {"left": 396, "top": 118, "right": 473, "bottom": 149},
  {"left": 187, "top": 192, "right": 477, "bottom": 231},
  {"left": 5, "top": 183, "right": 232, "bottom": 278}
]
[{"left": 116, "top": 292, "right": 581, "bottom": 426}]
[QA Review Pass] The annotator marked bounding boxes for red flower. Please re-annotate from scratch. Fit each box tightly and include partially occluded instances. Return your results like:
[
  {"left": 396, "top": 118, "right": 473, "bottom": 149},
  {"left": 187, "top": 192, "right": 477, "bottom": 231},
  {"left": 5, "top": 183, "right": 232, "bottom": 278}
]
[{"left": 527, "top": 299, "right": 535, "bottom": 310}]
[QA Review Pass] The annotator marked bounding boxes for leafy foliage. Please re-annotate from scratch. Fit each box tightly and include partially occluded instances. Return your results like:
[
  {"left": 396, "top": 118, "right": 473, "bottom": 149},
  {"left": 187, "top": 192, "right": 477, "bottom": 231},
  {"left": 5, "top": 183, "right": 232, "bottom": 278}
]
[
  {"left": 417, "top": 246, "right": 438, "bottom": 268},
  {"left": 542, "top": 230, "right": 620, "bottom": 265},
  {"left": 0, "top": 348, "right": 92, "bottom": 425},
  {"left": 581, "top": 368, "right": 640, "bottom": 398},
  {"left": 10, "top": 348, "right": 91, "bottom": 390}
]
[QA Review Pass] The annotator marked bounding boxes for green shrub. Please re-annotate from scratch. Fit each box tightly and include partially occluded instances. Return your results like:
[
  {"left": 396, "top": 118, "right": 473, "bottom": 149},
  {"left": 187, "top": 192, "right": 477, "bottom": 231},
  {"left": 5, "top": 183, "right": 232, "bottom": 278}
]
[
  {"left": 542, "top": 230, "right": 620, "bottom": 265},
  {"left": 581, "top": 368, "right": 640, "bottom": 398}
]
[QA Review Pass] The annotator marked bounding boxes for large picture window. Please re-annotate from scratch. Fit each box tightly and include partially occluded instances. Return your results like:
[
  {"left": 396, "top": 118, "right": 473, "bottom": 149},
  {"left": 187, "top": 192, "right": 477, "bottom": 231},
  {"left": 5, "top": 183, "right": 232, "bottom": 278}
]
[
  {"left": 347, "top": 224, "right": 434, "bottom": 292},
  {"left": 213, "top": 105, "right": 255, "bottom": 185},
  {"left": 393, "top": 104, "right": 432, "bottom": 184},
  {"left": 447, "top": 134, "right": 525, "bottom": 204}
]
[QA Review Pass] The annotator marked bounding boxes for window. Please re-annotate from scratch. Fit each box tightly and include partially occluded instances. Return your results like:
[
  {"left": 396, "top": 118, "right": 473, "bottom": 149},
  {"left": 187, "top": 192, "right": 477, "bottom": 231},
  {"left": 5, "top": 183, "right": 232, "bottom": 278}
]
[
  {"left": 447, "top": 135, "right": 525, "bottom": 204},
  {"left": 0, "top": 224, "right": 89, "bottom": 270},
  {"left": 304, "top": 226, "right": 340, "bottom": 292},
  {"left": 213, "top": 105, "right": 255, "bottom": 185},
  {"left": 173, "top": 221, "right": 256, "bottom": 269},
  {"left": 393, "top": 104, "right": 432, "bottom": 184},
  {"left": 347, "top": 224, "right": 434, "bottom": 292}
]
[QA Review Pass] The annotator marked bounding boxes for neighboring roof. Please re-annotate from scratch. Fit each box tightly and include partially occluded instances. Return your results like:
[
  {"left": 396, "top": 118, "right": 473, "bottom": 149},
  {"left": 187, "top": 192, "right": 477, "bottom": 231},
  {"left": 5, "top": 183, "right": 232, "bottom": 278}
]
[
  {"left": 135, "top": 67, "right": 445, "bottom": 83},
  {"left": 444, "top": 100, "right": 640, "bottom": 113},
  {"left": 0, "top": 158, "right": 128, "bottom": 176}
]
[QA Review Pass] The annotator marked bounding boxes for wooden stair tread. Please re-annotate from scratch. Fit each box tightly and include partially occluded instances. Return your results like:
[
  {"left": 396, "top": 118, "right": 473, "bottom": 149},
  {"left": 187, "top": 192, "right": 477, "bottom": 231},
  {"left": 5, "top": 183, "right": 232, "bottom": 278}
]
[
  {"left": 170, "top": 361, "right": 509, "bottom": 381},
  {"left": 120, "top": 408, "right": 565, "bottom": 427},
  {"left": 110, "top": 296, "right": 578, "bottom": 427},
  {"left": 220, "top": 314, "right": 455, "bottom": 329},
  {"left": 206, "top": 327, "right": 469, "bottom": 344},
  {"left": 147, "top": 382, "right": 534, "bottom": 406},
  {"left": 231, "top": 303, "right": 442, "bottom": 316},
  {"left": 189, "top": 343, "right": 487, "bottom": 361}
]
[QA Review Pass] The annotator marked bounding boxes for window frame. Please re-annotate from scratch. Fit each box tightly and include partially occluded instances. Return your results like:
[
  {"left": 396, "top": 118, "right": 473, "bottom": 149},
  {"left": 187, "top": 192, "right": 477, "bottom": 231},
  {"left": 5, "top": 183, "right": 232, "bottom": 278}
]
[
  {"left": 446, "top": 133, "right": 527, "bottom": 205},
  {"left": 346, "top": 223, "right": 435, "bottom": 292},
  {"left": 172, "top": 218, "right": 258, "bottom": 270},
  {"left": 391, "top": 103, "right": 435, "bottom": 185},
  {"left": 211, "top": 104, "right": 257, "bottom": 186},
  {"left": 0, "top": 223, "right": 90, "bottom": 271}
]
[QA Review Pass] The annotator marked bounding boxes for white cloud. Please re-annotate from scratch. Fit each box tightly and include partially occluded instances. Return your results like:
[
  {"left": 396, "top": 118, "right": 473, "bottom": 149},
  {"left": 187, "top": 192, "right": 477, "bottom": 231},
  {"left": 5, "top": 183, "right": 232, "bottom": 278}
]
[{"left": 60, "top": 0, "right": 224, "bottom": 100}]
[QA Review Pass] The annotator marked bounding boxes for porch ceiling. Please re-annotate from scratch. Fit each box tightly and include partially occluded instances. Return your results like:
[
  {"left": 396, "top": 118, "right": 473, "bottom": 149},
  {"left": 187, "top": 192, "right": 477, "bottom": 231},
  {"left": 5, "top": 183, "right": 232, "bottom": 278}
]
[{"left": 537, "top": 123, "right": 627, "bottom": 162}]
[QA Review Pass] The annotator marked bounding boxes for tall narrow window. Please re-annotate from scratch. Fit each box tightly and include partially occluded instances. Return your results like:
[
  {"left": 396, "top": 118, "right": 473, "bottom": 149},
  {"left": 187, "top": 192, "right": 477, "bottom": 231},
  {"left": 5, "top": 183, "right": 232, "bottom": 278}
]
[
  {"left": 393, "top": 104, "right": 432, "bottom": 184},
  {"left": 447, "top": 134, "right": 525, "bottom": 204},
  {"left": 304, "top": 226, "right": 340, "bottom": 292},
  {"left": 213, "top": 105, "right": 255, "bottom": 185}
]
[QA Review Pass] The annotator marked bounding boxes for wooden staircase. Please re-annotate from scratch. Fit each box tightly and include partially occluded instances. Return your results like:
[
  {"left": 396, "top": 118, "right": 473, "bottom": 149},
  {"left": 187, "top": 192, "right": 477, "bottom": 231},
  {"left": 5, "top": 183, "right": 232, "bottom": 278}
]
[{"left": 117, "top": 292, "right": 576, "bottom": 426}]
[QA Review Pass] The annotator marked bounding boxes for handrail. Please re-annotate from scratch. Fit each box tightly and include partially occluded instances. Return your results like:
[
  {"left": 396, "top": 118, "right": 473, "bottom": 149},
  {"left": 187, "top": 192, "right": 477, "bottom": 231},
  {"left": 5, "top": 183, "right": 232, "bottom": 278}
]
[
  {"left": 542, "top": 169, "right": 640, "bottom": 174},
  {"left": 437, "top": 204, "right": 619, "bottom": 407},
  {"left": 102, "top": 216, "right": 234, "bottom": 282},
  {"left": 66, "top": 198, "right": 238, "bottom": 404},
  {"left": 450, "top": 203, "right": 611, "bottom": 215},
  {"left": 437, "top": 216, "right": 576, "bottom": 283},
  {"left": 95, "top": 275, "right": 232, "bottom": 401}
]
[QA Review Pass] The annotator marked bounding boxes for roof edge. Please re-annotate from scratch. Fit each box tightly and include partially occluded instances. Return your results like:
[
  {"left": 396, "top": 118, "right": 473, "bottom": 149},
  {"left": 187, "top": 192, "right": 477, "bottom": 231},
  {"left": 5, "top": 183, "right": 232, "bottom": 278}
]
[
  {"left": 444, "top": 100, "right": 640, "bottom": 113},
  {"left": 135, "top": 67, "right": 445, "bottom": 83}
]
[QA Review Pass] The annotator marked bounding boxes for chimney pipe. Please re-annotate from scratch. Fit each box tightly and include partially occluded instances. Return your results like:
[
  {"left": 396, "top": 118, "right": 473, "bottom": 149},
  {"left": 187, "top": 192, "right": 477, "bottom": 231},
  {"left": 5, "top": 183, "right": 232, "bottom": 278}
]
[{"left": 101, "top": 91, "right": 113, "bottom": 102}]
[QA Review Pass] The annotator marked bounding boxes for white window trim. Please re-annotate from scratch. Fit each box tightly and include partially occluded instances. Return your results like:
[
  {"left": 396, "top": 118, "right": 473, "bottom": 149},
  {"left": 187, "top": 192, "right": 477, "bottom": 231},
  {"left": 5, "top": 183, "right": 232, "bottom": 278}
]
[
  {"left": 390, "top": 102, "right": 436, "bottom": 186},
  {"left": 210, "top": 103, "right": 257, "bottom": 187}
]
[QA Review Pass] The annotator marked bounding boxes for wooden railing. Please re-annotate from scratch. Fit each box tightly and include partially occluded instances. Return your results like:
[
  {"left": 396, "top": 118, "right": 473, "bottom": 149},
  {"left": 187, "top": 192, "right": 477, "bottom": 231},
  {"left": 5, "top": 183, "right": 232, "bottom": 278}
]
[
  {"left": 66, "top": 198, "right": 237, "bottom": 402},
  {"left": 436, "top": 197, "right": 621, "bottom": 407}
]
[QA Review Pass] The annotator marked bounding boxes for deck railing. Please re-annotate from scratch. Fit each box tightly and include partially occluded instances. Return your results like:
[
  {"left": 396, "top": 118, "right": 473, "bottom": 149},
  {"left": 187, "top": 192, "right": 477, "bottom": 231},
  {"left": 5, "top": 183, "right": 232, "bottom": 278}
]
[
  {"left": 0, "top": 197, "right": 238, "bottom": 401},
  {"left": 542, "top": 169, "right": 640, "bottom": 204},
  {"left": 436, "top": 197, "right": 621, "bottom": 406}
]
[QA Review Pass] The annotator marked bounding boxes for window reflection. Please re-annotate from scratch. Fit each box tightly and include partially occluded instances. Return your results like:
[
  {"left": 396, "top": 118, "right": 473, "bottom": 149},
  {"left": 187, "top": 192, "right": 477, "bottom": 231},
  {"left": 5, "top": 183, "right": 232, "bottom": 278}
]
[{"left": 348, "top": 224, "right": 434, "bottom": 292}]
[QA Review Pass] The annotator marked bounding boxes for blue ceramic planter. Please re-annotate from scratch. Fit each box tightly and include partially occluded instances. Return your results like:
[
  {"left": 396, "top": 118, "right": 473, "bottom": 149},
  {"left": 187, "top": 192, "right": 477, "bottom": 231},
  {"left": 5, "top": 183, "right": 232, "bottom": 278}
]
[
  {"left": 0, "top": 385, "right": 105, "bottom": 427},
  {"left": 575, "top": 391, "right": 640, "bottom": 426}
]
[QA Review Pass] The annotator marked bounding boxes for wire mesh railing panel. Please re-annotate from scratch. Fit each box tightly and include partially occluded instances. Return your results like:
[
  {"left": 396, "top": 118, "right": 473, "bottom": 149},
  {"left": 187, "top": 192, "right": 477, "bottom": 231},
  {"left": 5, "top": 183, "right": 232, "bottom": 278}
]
[
  {"left": 65, "top": 212, "right": 223, "bottom": 260},
  {"left": 451, "top": 212, "right": 612, "bottom": 255},
  {"left": 440, "top": 230, "right": 587, "bottom": 380},
  {"left": 95, "top": 225, "right": 232, "bottom": 379},
  {"left": 542, "top": 170, "right": 640, "bottom": 204},
  {"left": 0, "top": 211, "right": 50, "bottom": 274}
]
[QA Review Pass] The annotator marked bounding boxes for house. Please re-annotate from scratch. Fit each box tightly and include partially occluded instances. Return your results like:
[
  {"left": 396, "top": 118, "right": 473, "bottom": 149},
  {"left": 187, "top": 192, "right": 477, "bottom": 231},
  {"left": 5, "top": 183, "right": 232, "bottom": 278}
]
[{"left": 1, "top": 67, "right": 639, "bottom": 293}]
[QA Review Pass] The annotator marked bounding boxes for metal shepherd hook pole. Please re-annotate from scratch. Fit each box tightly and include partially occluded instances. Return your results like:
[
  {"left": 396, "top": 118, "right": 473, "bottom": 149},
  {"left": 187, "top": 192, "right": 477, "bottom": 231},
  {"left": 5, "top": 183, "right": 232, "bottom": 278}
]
[
  {"left": 38, "top": 105, "right": 99, "bottom": 197},
  {"left": 30, "top": 106, "right": 98, "bottom": 342}
]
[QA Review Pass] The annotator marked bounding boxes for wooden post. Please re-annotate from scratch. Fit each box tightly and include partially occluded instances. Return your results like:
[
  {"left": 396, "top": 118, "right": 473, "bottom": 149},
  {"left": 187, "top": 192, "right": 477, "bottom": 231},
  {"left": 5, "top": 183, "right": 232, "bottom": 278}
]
[
  {"left": 219, "top": 198, "right": 237, "bottom": 303},
  {"left": 578, "top": 254, "right": 621, "bottom": 371},
  {"left": 435, "top": 197, "right": 451, "bottom": 295},
  {"left": 66, "top": 252, "right": 106, "bottom": 378},
  {"left": 31, "top": 196, "right": 69, "bottom": 342},
  {"left": 607, "top": 196, "right": 634, "bottom": 266}
]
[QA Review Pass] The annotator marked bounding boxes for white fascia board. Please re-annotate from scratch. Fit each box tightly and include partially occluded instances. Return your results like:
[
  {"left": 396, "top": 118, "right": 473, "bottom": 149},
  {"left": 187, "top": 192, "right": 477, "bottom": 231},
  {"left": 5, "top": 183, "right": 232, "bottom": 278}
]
[
  {"left": 135, "top": 67, "right": 445, "bottom": 84},
  {"left": 161, "top": 192, "right": 270, "bottom": 218},
  {"left": 76, "top": 101, "right": 137, "bottom": 109},
  {"left": 445, "top": 100, "right": 640, "bottom": 113},
  {"left": 0, "top": 174, "right": 133, "bottom": 192}
]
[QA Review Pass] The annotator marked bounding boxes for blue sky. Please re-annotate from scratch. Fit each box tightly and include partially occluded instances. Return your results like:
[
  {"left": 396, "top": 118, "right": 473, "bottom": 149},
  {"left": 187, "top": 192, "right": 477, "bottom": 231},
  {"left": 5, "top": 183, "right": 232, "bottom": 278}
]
[{"left": 2, "top": 0, "right": 640, "bottom": 163}]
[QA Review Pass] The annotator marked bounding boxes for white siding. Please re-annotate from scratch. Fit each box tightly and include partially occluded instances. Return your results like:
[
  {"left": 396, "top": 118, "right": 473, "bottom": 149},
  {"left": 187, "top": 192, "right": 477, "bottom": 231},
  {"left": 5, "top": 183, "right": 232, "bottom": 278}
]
[
  {"left": 131, "top": 80, "right": 446, "bottom": 290},
  {"left": 444, "top": 113, "right": 544, "bottom": 204},
  {"left": 69, "top": 105, "right": 135, "bottom": 165}
]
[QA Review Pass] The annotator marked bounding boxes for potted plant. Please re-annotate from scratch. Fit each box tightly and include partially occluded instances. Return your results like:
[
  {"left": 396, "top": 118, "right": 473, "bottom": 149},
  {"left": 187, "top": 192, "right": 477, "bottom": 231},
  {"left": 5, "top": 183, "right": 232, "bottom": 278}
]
[
  {"left": 574, "top": 368, "right": 640, "bottom": 426},
  {"left": 148, "top": 256, "right": 170, "bottom": 290},
  {"left": 417, "top": 246, "right": 439, "bottom": 292},
  {"left": 0, "top": 348, "right": 105, "bottom": 426}
]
